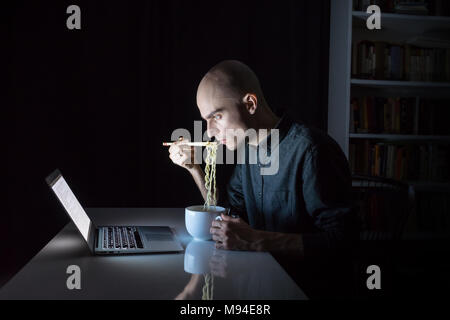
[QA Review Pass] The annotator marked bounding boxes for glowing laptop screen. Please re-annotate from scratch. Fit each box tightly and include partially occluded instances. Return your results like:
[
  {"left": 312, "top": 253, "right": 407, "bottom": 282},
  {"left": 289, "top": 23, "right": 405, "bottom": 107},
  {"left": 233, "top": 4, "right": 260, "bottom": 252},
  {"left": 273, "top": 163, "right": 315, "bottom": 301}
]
[{"left": 51, "top": 176, "right": 91, "bottom": 242}]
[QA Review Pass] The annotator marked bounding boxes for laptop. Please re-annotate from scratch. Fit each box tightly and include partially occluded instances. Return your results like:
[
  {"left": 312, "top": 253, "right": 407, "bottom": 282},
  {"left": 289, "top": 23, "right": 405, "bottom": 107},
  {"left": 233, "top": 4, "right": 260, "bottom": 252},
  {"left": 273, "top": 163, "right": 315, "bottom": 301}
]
[{"left": 45, "top": 169, "right": 184, "bottom": 255}]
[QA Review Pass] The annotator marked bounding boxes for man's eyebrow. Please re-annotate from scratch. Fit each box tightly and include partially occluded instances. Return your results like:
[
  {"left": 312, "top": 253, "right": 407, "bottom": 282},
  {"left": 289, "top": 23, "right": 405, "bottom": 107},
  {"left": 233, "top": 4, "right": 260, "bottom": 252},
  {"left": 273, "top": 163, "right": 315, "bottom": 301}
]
[{"left": 203, "top": 108, "right": 224, "bottom": 120}]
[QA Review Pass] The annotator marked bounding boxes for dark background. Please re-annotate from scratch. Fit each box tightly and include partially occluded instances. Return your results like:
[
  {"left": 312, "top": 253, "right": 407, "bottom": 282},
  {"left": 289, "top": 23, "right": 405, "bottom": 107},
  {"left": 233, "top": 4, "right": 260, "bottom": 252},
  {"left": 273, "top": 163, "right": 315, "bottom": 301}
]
[{"left": 4, "top": 1, "right": 330, "bottom": 287}]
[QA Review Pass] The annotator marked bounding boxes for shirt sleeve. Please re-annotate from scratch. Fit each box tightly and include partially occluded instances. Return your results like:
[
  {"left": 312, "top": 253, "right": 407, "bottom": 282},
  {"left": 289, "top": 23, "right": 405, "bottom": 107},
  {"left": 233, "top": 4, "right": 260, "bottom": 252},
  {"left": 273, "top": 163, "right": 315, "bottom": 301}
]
[
  {"left": 225, "top": 164, "right": 248, "bottom": 222},
  {"left": 300, "top": 143, "right": 359, "bottom": 259}
]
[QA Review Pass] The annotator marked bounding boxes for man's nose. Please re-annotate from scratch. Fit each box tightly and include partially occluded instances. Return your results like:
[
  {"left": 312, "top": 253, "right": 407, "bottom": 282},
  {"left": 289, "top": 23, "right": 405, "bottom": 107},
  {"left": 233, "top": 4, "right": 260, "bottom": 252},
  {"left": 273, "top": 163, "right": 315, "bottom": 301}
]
[{"left": 206, "top": 122, "right": 219, "bottom": 139}]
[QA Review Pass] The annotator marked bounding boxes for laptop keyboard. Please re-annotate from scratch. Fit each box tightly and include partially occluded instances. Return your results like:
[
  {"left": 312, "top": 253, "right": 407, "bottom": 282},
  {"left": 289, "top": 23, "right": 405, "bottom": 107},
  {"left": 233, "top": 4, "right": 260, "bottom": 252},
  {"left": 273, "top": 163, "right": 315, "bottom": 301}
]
[{"left": 102, "top": 227, "right": 143, "bottom": 249}]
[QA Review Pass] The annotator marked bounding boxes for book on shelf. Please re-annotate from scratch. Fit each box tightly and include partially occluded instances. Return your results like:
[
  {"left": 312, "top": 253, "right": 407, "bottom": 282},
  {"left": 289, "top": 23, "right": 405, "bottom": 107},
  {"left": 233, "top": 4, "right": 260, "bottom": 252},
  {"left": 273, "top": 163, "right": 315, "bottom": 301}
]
[
  {"left": 352, "top": 41, "right": 450, "bottom": 82},
  {"left": 407, "top": 31, "right": 450, "bottom": 50},
  {"left": 349, "top": 140, "right": 450, "bottom": 181},
  {"left": 350, "top": 97, "right": 450, "bottom": 135},
  {"left": 354, "top": 0, "right": 395, "bottom": 13},
  {"left": 395, "top": 1, "right": 429, "bottom": 15},
  {"left": 353, "top": 0, "right": 450, "bottom": 16}
]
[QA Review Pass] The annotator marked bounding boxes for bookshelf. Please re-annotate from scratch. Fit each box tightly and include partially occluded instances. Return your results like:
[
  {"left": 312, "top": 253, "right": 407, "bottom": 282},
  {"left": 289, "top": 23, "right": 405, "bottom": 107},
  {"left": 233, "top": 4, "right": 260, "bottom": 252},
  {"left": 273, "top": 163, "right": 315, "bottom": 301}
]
[
  {"left": 349, "top": 134, "right": 450, "bottom": 141},
  {"left": 351, "top": 180, "right": 450, "bottom": 192},
  {"left": 328, "top": 0, "right": 450, "bottom": 235},
  {"left": 328, "top": 0, "right": 450, "bottom": 163},
  {"left": 352, "top": 11, "right": 450, "bottom": 38},
  {"left": 351, "top": 79, "right": 450, "bottom": 88}
]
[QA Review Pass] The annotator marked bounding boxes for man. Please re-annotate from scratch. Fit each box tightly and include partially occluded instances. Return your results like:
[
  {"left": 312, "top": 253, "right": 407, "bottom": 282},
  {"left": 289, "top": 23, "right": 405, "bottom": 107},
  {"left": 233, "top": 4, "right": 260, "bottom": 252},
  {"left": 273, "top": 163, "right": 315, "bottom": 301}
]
[{"left": 168, "top": 60, "right": 358, "bottom": 259}]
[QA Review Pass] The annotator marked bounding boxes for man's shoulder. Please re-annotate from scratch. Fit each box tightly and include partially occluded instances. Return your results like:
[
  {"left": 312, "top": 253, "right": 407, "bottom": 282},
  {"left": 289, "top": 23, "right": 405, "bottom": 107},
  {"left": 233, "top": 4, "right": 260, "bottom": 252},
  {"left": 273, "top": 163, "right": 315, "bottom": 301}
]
[
  {"left": 286, "top": 121, "right": 338, "bottom": 152},
  {"left": 286, "top": 121, "right": 351, "bottom": 177}
]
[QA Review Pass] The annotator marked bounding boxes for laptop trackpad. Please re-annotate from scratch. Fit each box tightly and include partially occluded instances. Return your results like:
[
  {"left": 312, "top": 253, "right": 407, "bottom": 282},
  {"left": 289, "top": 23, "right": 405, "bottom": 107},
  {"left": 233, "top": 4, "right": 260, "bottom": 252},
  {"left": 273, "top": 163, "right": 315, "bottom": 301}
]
[
  {"left": 139, "top": 226, "right": 178, "bottom": 250},
  {"left": 144, "top": 233, "right": 174, "bottom": 242}
]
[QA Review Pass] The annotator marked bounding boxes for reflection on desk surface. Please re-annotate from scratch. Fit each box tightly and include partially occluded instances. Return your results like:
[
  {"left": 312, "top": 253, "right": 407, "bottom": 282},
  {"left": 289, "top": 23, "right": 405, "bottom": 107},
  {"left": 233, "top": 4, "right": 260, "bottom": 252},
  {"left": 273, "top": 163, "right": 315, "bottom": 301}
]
[{"left": 175, "top": 240, "right": 305, "bottom": 300}]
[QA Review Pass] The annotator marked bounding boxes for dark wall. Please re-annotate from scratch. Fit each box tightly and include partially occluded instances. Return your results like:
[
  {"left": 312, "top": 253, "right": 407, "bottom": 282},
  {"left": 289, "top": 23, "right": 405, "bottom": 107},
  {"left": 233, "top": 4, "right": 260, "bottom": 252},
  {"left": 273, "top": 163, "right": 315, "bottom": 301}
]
[{"left": 4, "top": 0, "right": 330, "bottom": 285}]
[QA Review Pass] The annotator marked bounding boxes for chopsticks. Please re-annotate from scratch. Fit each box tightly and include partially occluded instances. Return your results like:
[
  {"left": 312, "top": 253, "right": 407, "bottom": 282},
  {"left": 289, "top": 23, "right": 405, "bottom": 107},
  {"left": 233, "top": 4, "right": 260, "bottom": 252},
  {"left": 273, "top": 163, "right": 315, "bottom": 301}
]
[{"left": 162, "top": 141, "right": 218, "bottom": 147}]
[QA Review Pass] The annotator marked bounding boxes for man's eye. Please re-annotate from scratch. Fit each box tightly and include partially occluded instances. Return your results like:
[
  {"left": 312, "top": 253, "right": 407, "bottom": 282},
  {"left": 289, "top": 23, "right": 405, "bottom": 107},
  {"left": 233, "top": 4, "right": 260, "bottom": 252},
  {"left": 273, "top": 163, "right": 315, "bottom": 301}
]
[{"left": 214, "top": 114, "right": 222, "bottom": 120}]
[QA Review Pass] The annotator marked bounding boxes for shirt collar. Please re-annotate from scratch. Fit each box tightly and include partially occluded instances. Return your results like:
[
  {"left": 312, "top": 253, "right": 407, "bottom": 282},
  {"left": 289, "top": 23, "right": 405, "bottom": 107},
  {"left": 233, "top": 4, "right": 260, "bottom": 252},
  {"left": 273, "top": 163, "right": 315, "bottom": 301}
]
[
  {"left": 272, "top": 115, "right": 293, "bottom": 145},
  {"left": 248, "top": 114, "right": 293, "bottom": 150}
]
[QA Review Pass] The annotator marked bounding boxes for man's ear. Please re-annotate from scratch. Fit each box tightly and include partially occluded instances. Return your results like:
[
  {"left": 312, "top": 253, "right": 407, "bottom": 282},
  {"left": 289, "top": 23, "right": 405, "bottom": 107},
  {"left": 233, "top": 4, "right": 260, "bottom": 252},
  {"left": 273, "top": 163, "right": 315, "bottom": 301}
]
[{"left": 243, "top": 94, "right": 258, "bottom": 115}]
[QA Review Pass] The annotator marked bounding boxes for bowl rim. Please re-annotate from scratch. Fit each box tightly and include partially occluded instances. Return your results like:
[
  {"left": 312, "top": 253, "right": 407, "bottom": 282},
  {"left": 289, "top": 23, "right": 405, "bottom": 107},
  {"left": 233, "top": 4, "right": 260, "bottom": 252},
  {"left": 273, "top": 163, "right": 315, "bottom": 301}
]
[{"left": 185, "top": 205, "right": 226, "bottom": 213}]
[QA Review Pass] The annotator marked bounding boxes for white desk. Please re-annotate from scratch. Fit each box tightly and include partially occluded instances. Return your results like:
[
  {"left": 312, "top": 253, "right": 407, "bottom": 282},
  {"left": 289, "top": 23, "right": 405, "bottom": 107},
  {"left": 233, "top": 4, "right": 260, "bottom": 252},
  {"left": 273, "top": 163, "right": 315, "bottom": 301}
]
[{"left": 0, "top": 208, "right": 307, "bottom": 300}]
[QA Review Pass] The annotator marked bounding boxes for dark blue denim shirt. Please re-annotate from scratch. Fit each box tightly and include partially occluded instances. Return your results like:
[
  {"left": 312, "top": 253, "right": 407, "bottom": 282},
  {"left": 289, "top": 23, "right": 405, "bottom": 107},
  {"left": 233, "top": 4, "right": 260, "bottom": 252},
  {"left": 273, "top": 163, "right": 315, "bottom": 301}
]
[{"left": 225, "top": 116, "right": 358, "bottom": 257}]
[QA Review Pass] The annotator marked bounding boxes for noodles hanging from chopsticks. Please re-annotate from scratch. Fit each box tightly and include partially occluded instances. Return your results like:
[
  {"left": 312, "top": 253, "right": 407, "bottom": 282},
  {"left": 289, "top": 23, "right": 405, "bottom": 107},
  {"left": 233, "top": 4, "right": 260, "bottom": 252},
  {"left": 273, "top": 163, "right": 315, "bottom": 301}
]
[{"left": 204, "top": 142, "right": 218, "bottom": 211}]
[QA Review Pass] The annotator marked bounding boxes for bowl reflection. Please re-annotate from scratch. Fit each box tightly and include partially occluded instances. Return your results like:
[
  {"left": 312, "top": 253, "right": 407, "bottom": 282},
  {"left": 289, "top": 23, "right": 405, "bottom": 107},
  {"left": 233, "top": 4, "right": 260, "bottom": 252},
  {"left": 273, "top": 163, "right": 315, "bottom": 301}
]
[{"left": 184, "top": 239, "right": 215, "bottom": 275}]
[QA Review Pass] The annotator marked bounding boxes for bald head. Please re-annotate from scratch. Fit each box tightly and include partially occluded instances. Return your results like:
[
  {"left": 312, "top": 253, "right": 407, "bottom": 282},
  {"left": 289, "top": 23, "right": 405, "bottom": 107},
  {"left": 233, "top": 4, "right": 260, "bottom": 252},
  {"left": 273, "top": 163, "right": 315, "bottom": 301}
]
[
  {"left": 196, "top": 60, "right": 278, "bottom": 150},
  {"left": 197, "top": 60, "right": 266, "bottom": 106}
]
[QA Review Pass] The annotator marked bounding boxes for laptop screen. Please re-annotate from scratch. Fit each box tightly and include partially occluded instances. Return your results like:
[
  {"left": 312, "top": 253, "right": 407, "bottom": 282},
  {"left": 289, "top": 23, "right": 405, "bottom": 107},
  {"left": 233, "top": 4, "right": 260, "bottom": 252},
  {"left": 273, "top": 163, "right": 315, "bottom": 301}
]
[{"left": 51, "top": 175, "right": 92, "bottom": 242}]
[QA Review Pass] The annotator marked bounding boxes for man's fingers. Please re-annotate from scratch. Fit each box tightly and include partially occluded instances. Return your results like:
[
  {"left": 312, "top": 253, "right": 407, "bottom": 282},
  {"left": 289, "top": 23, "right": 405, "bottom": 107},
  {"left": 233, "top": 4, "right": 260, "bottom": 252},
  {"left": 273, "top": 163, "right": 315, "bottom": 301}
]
[
  {"left": 169, "top": 152, "right": 182, "bottom": 163},
  {"left": 215, "top": 242, "right": 224, "bottom": 250},
  {"left": 169, "top": 146, "right": 192, "bottom": 166},
  {"left": 169, "top": 145, "right": 192, "bottom": 157},
  {"left": 179, "top": 153, "right": 190, "bottom": 165},
  {"left": 169, "top": 141, "right": 189, "bottom": 151},
  {"left": 180, "top": 145, "right": 192, "bottom": 151},
  {"left": 169, "top": 153, "right": 177, "bottom": 162},
  {"left": 221, "top": 214, "right": 232, "bottom": 221},
  {"left": 211, "top": 220, "right": 220, "bottom": 228},
  {"left": 210, "top": 227, "right": 224, "bottom": 237},
  {"left": 169, "top": 144, "right": 180, "bottom": 154},
  {"left": 211, "top": 220, "right": 225, "bottom": 228},
  {"left": 173, "top": 138, "right": 191, "bottom": 148},
  {"left": 221, "top": 214, "right": 240, "bottom": 223},
  {"left": 215, "top": 241, "right": 231, "bottom": 250}
]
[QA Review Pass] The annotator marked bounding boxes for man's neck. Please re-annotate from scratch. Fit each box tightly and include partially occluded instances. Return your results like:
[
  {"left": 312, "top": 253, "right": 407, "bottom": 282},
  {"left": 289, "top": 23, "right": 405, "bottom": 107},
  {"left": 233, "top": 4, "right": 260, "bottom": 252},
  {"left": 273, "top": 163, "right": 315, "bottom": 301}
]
[{"left": 248, "top": 106, "right": 280, "bottom": 146}]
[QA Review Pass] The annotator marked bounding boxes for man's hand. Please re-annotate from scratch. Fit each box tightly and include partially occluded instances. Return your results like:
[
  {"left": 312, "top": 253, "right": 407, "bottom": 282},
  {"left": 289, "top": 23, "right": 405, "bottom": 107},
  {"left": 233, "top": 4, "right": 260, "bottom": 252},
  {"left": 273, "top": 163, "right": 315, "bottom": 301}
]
[
  {"left": 211, "top": 214, "right": 305, "bottom": 254},
  {"left": 210, "top": 214, "right": 264, "bottom": 251},
  {"left": 168, "top": 138, "right": 198, "bottom": 171},
  {"left": 167, "top": 137, "right": 211, "bottom": 202}
]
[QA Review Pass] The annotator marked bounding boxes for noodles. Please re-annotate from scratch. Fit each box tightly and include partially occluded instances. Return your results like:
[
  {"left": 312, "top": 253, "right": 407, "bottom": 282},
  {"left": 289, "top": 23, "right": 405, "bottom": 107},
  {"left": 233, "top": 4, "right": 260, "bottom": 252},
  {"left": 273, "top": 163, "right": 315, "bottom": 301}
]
[
  {"left": 201, "top": 143, "right": 218, "bottom": 300},
  {"left": 202, "top": 273, "right": 214, "bottom": 300},
  {"left": 204, "top": 142, "right": 217, "bottom": 210},
  {"left": 203, "top": 142, "right": 218, "bottom": 211}
]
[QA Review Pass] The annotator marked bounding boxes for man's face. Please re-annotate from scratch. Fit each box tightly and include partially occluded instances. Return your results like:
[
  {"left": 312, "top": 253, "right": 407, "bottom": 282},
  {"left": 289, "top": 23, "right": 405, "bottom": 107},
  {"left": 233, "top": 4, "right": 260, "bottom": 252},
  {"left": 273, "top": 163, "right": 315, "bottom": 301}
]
[{"left": 197, "top": 83, "right": 249, "bottom": 151}]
